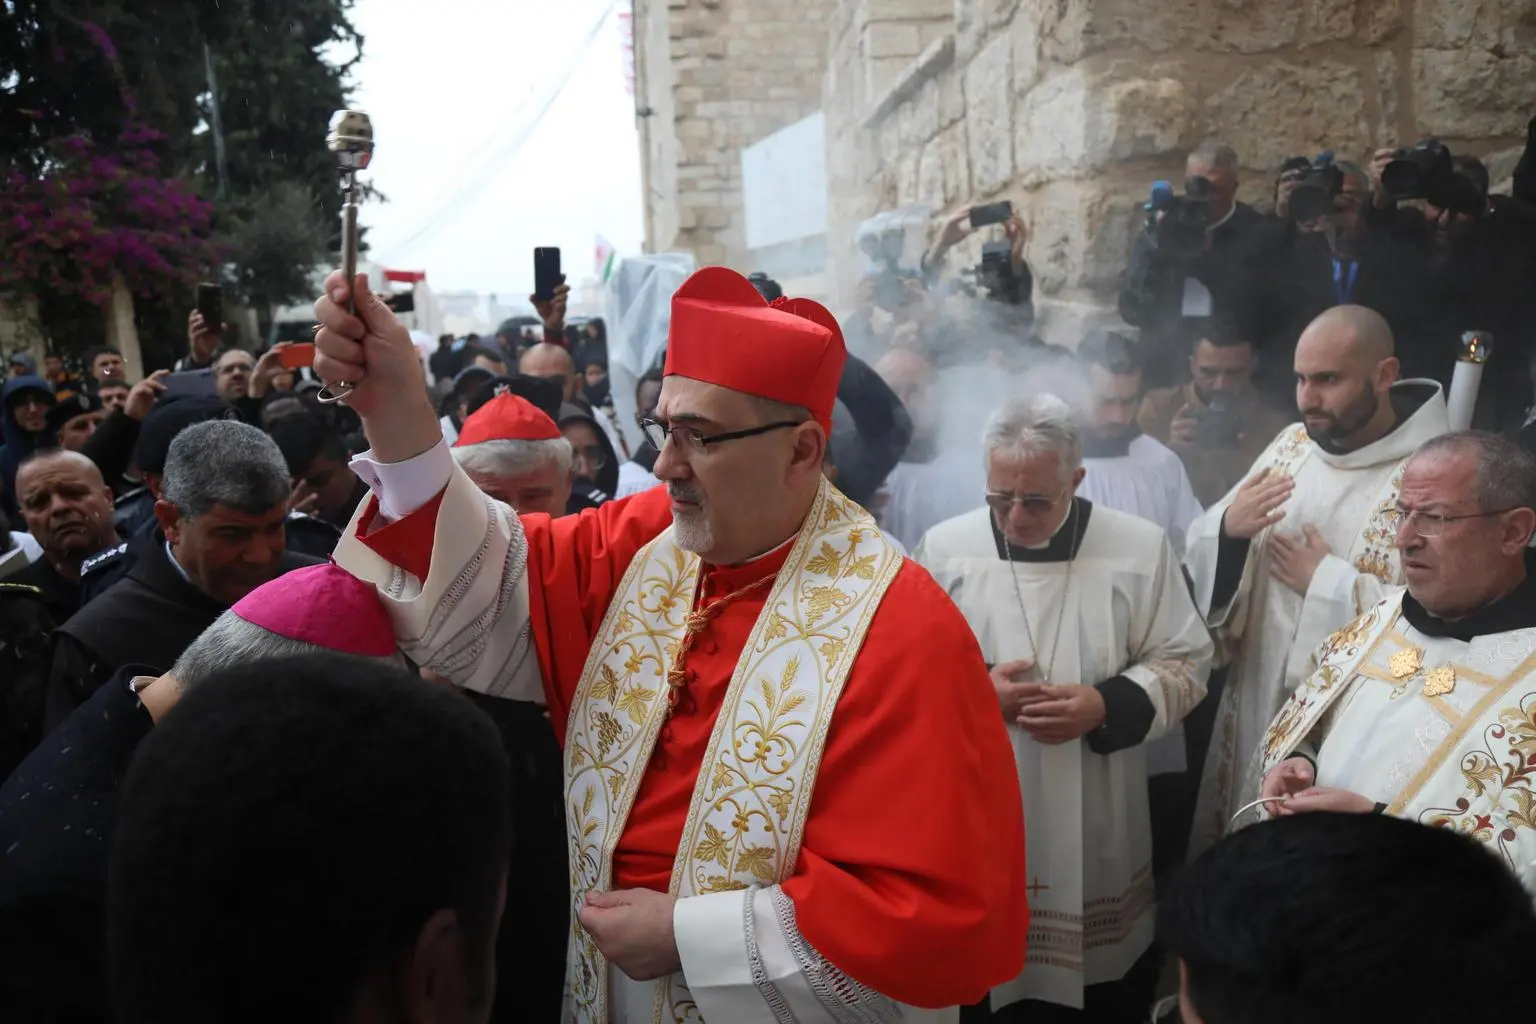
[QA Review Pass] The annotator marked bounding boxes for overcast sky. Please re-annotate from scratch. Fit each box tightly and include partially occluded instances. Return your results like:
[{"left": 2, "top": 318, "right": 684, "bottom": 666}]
[{"left": 336, "top": 0, "right": 645, "bottom": 301}]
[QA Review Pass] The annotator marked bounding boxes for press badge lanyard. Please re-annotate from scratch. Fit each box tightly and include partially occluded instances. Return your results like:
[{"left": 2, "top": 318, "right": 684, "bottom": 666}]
[{"left": 1333, "top": 258, "right": 1359, "bottom": 305}]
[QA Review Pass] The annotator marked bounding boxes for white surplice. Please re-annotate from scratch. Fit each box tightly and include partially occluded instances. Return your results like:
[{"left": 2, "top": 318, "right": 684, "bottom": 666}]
[
  {"left": 915, "top": 502, "right": 1212, "bottom": 1011},
  {"left": 1079, "top": 434, "right": 1204, "bottom": 558},
  {"left": 1185, "top": 381, "right": 1449, "bottom": 855},
  {"left": 1078, "top": 433, "right": 1205, "bottom": 775},
  {"left": 1259, "top": 591, "right": 1536, "bottom": 893}
]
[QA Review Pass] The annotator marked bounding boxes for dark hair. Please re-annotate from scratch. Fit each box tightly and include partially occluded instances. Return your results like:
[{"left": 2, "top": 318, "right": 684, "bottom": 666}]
[
  {"left": 1192, "top": 316, "right": 1253, "bottom": 350},
  {"left": 109, "top": 653, "right": 511, "bottom": 1024},
  {"left": 93, "top": 378, "right": 131, "bottom": 395},
  {"left": 1075, "top": 329, "right": 1142, "bottom": 376},
  {"left": 1159, "top": 813, "right": 1536, "bottom": 1024},
  {"left": 267, "top": 411, "right": 349, "bottom": 476},
  {"left": 466, "top": 343, "right": 507, "bottom": 368},
  {"left": 635, "top": 367, "right": 665, "bottom": 406},
  {"left": 1451, "top": 154, "right": 1490, "bottom": 196},
  {"left": 85, "top": 346, "right": 121, "bottom": 367}
]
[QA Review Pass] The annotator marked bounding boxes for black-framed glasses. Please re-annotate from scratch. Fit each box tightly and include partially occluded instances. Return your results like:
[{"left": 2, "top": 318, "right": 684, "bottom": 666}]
[
  {"left": 1385, "top": 506, "right": 1521, "bottom": 537},
  {"left": 985, "top": 487, "right": 1067, "bottom": 516},
  {"left": 639, "top": 416, "right": 803, "bottom": 454}
]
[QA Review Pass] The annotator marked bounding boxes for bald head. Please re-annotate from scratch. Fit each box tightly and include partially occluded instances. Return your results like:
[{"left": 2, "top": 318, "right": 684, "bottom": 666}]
[
  {"left": 15, "top": 448, "right": 118, "bottom": 571},
  {"left": 1294, "top": 306, "right": 1400, "bottom": 450},
  {"left": 875, "top": 347, "right": 935, "bottom": 441},
  {"left": 519, "top": 343, "right": 578, "bottom": 402},
  {"left": 1295, "top": 305, "right": 1395, "bottom": 370}
]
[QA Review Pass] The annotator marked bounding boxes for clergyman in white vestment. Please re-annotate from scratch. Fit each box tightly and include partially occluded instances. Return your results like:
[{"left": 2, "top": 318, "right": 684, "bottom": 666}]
[
  {"left": 1185, "top": 306, "right": 1449, "bottom": 855},
  {"left": 916, "top": 396, "right": 1212, "bottom": 1022},
  {"left": 1258, "top": 432, "right": 1536, "bottom": 893}
]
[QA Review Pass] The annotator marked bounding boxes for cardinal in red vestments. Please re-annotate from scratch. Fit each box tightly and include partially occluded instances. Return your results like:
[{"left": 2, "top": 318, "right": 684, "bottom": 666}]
[{"left": 314, "top": 266, "right": 1028, "bottom": 1022}]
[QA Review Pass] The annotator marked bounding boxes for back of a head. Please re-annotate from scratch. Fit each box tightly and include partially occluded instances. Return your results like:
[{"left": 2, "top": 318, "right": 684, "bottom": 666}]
[
  {"left": 1159, "top": 813, "right": 1536, "bottom": 1024},
  {"left": 267, "top": 411, "right": 347, "bottom": 477},
  {"left": 109, "top": 652, "right": 511, "bottom": 1024}
]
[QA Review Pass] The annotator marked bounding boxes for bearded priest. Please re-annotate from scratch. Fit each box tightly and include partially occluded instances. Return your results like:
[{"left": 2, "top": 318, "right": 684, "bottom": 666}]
[
  {"left": 1258, "top": 431, "right": 1536, "bottom": 893},
  {"left": 915, "top": 395, "right": 1212, "bottom": 1023},
  {"left": 311, "top": 267, "right": 1028, "bottom": 1023}
]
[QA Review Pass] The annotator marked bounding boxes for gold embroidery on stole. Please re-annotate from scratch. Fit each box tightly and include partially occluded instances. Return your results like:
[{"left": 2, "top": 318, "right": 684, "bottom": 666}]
[{"left": 561, "top": 479, "right": 903, "bottom": 1024}]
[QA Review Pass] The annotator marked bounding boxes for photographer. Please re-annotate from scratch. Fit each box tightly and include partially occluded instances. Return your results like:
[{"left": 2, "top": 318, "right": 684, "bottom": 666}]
[
  {"left": 1263, "top": 155, "right": 1433, "bottom": 406},
  {"left": 1138, "top": 318, "right": 1292, "bottom": 506},
  {"left": 1118, "top": 141, "right": 1284, "bottom": 388},
  {"left": 1366, "top": 141, "right": 1536, "bottom": 429}
]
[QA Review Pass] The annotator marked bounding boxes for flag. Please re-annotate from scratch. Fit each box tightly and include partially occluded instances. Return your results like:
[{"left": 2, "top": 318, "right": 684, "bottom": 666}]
[{"left": 595, "top": 235, "right": 617, "bottom": 284}]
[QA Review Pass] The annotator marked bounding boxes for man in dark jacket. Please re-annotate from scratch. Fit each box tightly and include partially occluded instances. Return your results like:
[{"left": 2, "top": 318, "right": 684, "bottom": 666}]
[
  {"left": 0, "top": 374, "right": 55, "bottom": 521},
  {"left": 1118, "top": 141, "right": 1288, "bottom": 389},
  {"left": 8, "top": 451, "right": 119, "bottom": 625},
  {"left": 558, "top": 401, "right": 620, "bottom": 510},
  {"left": 46, "top": 420, "right": 319, "bottom": 728}
]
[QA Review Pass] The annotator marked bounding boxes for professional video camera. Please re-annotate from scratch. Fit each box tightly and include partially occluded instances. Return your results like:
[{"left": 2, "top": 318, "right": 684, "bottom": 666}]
[
  {"left": 1381, "top": 140, "right": 1486, "bottom": 215},
  {"left": 1142, "top": 178, "right": 1210, "bottom": 259},
  {"left": 1278, "top": 153, "right": 1344, "bottom": 222},
  {"left": 855, "top": 207, "right": 931, "bottom": 312},
  {"left": 973, "top": 240, "right": 1030, "bottom": 305}
]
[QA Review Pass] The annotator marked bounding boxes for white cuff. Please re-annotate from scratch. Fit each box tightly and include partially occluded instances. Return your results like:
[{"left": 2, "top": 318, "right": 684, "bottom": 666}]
[{"left": 349, "top": 439, "right": 453, "bottom": 523}]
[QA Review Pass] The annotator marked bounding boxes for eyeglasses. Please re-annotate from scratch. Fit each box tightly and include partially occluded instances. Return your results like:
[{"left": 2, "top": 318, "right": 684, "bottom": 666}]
[
  {"left": 638, "top": 416, "right": 802, "bottom": 454},
  {"left": 985, "top": 488, "right": 1067, "bottom": 516},
  {"left": 1384, "top": 506, "right": 1520, "bottom": 537}
]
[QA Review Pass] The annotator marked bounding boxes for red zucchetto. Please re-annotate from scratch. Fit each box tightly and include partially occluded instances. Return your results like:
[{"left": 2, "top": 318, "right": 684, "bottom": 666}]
[
  {"left": 664, "top": 267, "right": 846, "bottom": 430},
  {"left": 455, "top": 392, "right": 563, "bottom": 447}
]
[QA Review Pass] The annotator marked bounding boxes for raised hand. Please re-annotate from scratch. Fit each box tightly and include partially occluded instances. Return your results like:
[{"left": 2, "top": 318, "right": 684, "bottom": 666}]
[
  {"left": 1222, "top": 467, "right": 1293, "bottom": 540},
  {"left": 312, "top": 271, "right": 438, "bottom": 460}
]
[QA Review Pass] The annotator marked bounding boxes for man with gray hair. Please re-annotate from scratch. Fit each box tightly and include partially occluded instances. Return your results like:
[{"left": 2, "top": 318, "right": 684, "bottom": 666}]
[
  {"left": 44, "top": 419, "right": 319, "bottom": 727},
  {"left": 0, "top": 563, "right": 402, "bottom": 1021},
  {"left": 1258, "top": 431, "right": 1536, "bottom": 895},
  {"left": 451, "top": 390, "right": 574, "bottom": 518},
  {"left": 915, "top": 393, "right": 1212, "bottom": 1021},
  {"left": 1119, "top": 138, "right": 1285, "bottom": 390}
]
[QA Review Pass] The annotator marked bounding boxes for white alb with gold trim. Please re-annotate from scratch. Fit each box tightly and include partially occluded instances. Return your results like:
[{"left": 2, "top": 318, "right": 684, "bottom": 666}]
[
  {"left": 563, "top": 477, "right": 910, "bottom": 1024},
  {"left": 1185, "top": 381, "right": 1449, "bottom": 856},
  {"left": 1261, "top": 590, "right": 1536, "bottom": 894}
]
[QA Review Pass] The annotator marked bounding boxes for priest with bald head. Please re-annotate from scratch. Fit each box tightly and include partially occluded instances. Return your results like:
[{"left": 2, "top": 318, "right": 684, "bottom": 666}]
[
  {"left": 1185, "top": 304, "right": 1450, "bottom": 856},
  {"left": 312, "top": 267, "right": 1027, "bottom": 1022}
]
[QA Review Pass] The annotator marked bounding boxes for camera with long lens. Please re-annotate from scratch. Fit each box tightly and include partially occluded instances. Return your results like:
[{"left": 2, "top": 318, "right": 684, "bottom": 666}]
[
  {"left": 1196, "top": 390, "right": 1243, "bottom": 448},
  {"left": 1279, "top": 154, "right": 1344, "bottom": 222},
  {"left": 855, "top": 207, "right": 931, "bottom": 312},
  {"left": 1381, "top": 139, "right": 1486, "bottom": 215},
  {"left": 1144, "top": 177, "right": 1210, "bottom": 260}
]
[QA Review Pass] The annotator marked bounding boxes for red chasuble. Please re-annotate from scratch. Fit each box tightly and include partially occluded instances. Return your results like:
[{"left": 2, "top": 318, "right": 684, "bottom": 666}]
[{"left": 357, "top": 489, "right": 1028, "bottom": 1007}]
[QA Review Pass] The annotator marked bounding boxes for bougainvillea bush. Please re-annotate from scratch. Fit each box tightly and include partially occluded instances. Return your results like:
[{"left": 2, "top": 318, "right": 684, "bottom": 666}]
[{"left": 0, "top": 121, "right": 225, "bottom": 307}]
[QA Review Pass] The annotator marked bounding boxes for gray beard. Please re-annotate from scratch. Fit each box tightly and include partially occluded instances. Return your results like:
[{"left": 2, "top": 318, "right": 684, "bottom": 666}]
[{"left": 672, "top": 509, "right": 714, "bottom": 554}]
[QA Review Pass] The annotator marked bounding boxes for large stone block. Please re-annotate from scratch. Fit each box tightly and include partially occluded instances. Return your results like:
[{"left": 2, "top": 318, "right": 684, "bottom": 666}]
[
  {"left": 1373, "top": 50, "right": 1401, "bottom": 144},
  {"left": 899, "top": 76, "right": 942, "bottom": 148},
  {"left": 1024, "top": 179, "right": 1138, "bottom": 297},
  {"left": 1300, "top": 0, "right": 1356, "bottom": 43},
  {"left": 1014, "top": 68, "right": 1192, "bottom": 185},
  {"left": 1204, "top": 61, "right": 1369, "bottom": 171},
  {"left": 963, "top": 33, "right": 1014, "bottom": 193},
  {"left": 1413, "top": 0, "right": 1501, "bottom": 50},
  {"left": 1503, "top": 0, "right": 1536, "bottom": 53},
  {"left": 1357, "top": 0, "right": 1406, "bottom": 43},
  {"left": 1010, "top": 7, "right": 1041, "bottom": 97},
  {"left": 939, "top": 66, "right": 966, "bottom": 128},
  {"left": 915, "top": 129, "right": 970, "bottom": 207},
  {"left": 1413, "top": 49, "right": 1536, "bottom": 139}
]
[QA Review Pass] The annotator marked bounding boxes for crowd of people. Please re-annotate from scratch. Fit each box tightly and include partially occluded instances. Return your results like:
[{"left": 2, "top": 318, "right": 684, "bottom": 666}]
[{"left": 1, "top": 130, "right": 1536, "bottom": 1024}]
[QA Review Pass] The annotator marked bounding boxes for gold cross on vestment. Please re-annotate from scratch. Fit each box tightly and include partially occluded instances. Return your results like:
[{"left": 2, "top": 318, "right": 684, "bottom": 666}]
[{"left": 1027, "top": 877, "right": 1049, "bottom": 898}]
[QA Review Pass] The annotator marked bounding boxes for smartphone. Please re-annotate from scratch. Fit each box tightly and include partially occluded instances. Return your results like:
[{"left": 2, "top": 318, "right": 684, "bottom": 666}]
[
  {"left": 196, "top": 282, "right": 223, "bottom": 329},
  {"left": 162, "top": 368, "right": 216, "bottom": 398},
  {"left": 278, "top": 342, "right": 315, "bottom": 371},
  {"left": 969, "top": 200, "right": 1014, "bottom": 229},
  {"left": 534, "top": 247, "right": 562, "bottom": 302}
]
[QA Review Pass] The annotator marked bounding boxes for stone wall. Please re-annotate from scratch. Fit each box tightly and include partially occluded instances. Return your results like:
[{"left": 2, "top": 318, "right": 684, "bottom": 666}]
[
  {"left": 634, "top": 0, "right": 839, "bottom": 268},
  {"left": 824, "top": 0, "right": 1535, "bottom": 346}
]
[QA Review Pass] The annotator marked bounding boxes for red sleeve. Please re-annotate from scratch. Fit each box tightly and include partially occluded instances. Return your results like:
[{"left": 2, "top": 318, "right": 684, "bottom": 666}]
[
  {"left": 355, "top": 485, "right": 676, "bottom": 741},
  {"left": 782, "top": 560, "right": 1028, "bottom": 1007}
]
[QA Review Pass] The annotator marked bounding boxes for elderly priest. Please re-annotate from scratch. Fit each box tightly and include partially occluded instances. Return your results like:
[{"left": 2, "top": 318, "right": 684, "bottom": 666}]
[
  {"left": 311, "top": 266, "right": 1028, "bottom": 1023},
  {"left": 916, "top": 394, "right": 1212, "bottom": 1023},
  {"left": 1260, "top": 431, "right": 1536, "bottom": 892}
]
